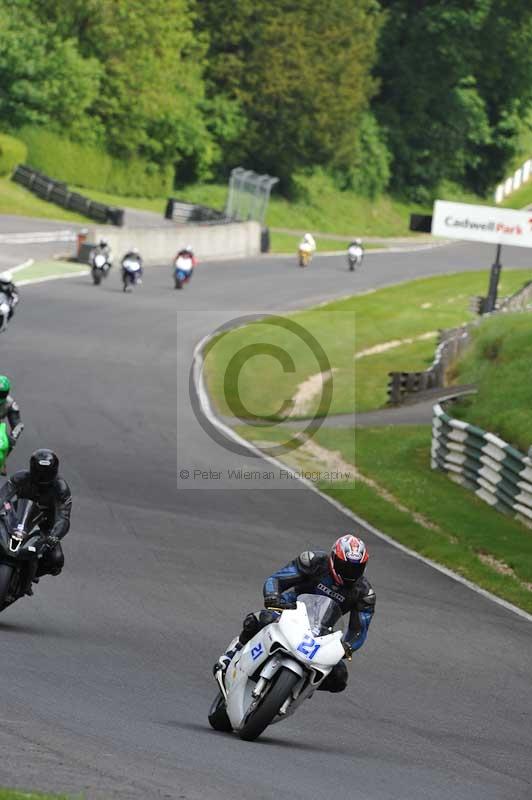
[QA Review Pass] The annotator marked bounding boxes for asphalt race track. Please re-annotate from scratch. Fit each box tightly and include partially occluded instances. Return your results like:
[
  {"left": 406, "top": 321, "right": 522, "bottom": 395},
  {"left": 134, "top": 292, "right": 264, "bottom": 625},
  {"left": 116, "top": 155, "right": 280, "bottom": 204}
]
[{"left": 0, "top": 241, "right": 531, "bottom": 799}]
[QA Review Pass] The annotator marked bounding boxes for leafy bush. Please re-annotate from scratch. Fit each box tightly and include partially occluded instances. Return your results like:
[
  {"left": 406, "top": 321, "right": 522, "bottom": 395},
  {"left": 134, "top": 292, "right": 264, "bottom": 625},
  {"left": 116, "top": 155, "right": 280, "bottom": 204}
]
[
  {"left": 335, "top": 112, "right": 391, "bottom": 198},
  {"left": 19, "top": 128, "right": 173, "bottom": 198},
  {"left": 0, "top": 133, "right": 27, "bottom": 177}
]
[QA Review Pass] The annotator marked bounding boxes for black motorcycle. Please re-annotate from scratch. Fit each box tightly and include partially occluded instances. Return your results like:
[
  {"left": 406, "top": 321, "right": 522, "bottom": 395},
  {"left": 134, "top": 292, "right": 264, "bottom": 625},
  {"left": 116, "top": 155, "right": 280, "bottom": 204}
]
[{"left": 0, "top": 498, "right": 47, "bottom": 610}]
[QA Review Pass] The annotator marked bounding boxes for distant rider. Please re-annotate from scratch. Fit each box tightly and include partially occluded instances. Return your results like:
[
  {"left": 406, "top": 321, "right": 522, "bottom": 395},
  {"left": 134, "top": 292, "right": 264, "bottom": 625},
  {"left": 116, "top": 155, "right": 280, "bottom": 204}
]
[
  {"left": 0, "top": 271, "right": 19, "bottom": 319},
  {"left": 0, "top": 449, "right": 72, "bottom": 581},
  {"left": 0, "top": 376, "right": 23, "bottom": 474},
  {"left": 176, "top": 244, "right": 198, "bottom": 268},
  {"left": 122, "top": 248, "right": 144, "bottom": 282},
  {"left": 92, "top": 238, "right": 113, "bottom": 268},
  {"left": 214, "top": 534, "right": 376, "bottom": 693},
  {"left": 299, "top": 232, "right": 316, "bottom": 253},
  {"left": 348, "top": 237, "right": 364, "bottom": 253}
]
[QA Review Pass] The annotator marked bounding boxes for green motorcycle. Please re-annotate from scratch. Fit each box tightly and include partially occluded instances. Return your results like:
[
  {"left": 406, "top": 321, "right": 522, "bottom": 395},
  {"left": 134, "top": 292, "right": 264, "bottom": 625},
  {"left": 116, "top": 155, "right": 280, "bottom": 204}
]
[{"left": 0, "top": 422, "right": 9, "bottom": 475}]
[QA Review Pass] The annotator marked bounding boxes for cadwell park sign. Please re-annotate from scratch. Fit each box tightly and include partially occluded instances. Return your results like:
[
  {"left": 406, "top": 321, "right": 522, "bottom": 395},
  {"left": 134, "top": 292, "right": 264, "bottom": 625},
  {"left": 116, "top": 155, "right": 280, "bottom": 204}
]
[{"left": 431, "top": 201, "right": 532, "bottom": 249}]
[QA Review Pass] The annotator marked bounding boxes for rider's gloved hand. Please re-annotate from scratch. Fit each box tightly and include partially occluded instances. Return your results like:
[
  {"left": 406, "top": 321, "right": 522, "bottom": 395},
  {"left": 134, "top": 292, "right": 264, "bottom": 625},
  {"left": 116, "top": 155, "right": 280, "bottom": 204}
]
[
  {"left": 44, "top": 535, "right": 60, "bottom": 551},
  {"left": 264, "top": 593, "right": 281, "bottom": 609},
  {"left": 342, "top": 641, "right": 353, "bottom": 661},
  {"left": 264, "top": 594, "right": 296, "bottom": 611}
]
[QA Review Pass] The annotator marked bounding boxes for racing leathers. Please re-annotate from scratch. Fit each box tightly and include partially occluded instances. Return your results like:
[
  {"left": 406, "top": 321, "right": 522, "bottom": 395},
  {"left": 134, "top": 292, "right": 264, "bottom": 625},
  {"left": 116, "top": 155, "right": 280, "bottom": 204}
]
[
  {"left": 217, "top": 550, "right": 375, "bottom": 693},
  {"left": 0, "top": 471, "right": 72, "bottom": 576},
  {"left": 0, "top": 395, "right": 23, "bottom": 455}
]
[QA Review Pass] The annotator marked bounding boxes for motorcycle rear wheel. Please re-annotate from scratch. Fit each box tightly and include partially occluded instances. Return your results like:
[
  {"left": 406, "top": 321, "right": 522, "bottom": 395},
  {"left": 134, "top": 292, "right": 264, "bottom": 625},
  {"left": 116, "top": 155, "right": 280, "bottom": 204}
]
[
  {"left": 0, "top": 563, "right": 14, "bottom": 610},
  {"left": 238, "top": 667, "right": 299, "bottom": 742},
  {"left": 208, "top": 691, "right": 233, "bottom": 732}
]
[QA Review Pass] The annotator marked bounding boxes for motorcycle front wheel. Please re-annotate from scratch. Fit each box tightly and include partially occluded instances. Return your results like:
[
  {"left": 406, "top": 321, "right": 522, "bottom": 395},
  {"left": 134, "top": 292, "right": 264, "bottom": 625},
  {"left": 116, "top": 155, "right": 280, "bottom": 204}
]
[
  {"left": 238, "top": 667, "right": 299, "bottom": 742},
  {"left": 92, "top": 270, "right": 102, "bottom": 286},
  {"left": 208, "top": 691, "right": 233, "bottom": 732},
  {"left": 0, "top": 563, "right": 14, "bottom": 610}
]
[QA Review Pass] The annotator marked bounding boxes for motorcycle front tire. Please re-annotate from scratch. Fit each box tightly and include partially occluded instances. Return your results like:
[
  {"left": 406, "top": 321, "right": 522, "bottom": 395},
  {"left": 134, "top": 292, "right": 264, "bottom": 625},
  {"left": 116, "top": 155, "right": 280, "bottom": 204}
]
[
  {"left": 92, "top": 270, "right": 102, "bottom": 286},
  {"left": 208, "top": 691, "right": 233, "bottom": 732},
  {"left": 238, "top": 667, "right": 299, "bottom": 742}
]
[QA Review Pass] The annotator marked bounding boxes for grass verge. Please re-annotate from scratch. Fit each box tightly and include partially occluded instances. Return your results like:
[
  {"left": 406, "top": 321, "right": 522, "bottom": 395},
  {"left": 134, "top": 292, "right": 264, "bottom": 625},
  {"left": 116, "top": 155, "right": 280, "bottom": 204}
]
[
  {"left": 0, "top": 790, "right": 70, "bottom": 799},
  {"left": 204, "top": 270, "right": 530, "bottom": 418},
  {"left": 72, "top": 182, "right": 430, "bottom": 237},
  {"left": 451, "top": 313, "right": 532, "bottom": 451},
  {"left": 270, "top": 231, "right": 358, "bottom": 254},
  {"left": 0, "top": 178, "right": 89, "bottom": 223},
  {"left": 14, "top": 260, "right": 87, "bottom": 284},
  {"left": 236, "top": 423, "right": 532, "bottom": 613}
]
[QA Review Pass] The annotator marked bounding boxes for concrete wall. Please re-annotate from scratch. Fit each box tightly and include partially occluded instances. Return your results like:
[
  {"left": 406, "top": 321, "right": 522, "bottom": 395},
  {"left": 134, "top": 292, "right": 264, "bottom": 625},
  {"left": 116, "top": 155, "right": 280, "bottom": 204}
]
[{"left": 85, "top": 221, "right": 261, "bottom": 264}]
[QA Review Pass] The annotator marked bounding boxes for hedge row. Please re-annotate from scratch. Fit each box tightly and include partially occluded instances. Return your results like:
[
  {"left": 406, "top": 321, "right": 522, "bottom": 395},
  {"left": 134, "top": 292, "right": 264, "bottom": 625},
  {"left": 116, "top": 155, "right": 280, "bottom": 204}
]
[
  {"left": 18, "top": 128, "right": 173, "bottom": 198},
  {"left": 0, "top": 133, "right": 27, "bottom": 177}
]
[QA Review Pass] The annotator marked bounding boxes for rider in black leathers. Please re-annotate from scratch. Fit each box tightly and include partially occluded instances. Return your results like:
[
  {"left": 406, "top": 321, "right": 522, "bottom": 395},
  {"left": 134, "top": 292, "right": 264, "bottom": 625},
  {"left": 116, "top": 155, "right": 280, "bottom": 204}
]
[
  {"left": 214, "top": 535, "right": 376, "bottom": 693},
  {"left": 0, "top": 449, "right": 71, "bottom": 578}
]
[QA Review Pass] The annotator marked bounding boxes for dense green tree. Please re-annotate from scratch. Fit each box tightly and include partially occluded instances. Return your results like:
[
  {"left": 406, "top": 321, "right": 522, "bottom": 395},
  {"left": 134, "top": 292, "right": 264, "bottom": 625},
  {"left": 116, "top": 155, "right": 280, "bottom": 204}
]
[
  {"left": 199, "top": 0, "right": 383, "bottom": 186},
  {"left": 31, "top": 0, "right": 215, "bottom": 178},
  {"left": 0, "top": 1, "right": 101, "bottom": 138},
  {"left": 375, "top": 0, "right": 532, "bottom": 198}
]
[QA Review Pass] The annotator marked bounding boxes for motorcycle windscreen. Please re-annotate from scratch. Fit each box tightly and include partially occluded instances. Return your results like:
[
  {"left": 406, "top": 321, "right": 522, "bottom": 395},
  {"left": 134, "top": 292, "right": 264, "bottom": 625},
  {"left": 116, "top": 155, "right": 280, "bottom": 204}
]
[
  {"left": 12, "top": 498, "right": 41, "bottom": 533},
  {"left": 297, "top": 594, "right": 343, "bottom": 637}
]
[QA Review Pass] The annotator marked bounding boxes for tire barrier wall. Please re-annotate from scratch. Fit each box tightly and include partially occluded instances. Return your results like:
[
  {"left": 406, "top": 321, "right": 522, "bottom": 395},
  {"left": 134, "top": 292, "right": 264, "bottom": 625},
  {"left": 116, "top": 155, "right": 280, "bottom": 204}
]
[
  {"left": 431, "top": 403, "right": 532, "bottom": 526},
  {"left": 12, "top": 165, "right": 124, "bottom": 226},
  {"left": 84, "top": 220, "right": 262, "bottom": 264},
  {"left": 164, "top": 198, "right": 228, "bottom": 224}
]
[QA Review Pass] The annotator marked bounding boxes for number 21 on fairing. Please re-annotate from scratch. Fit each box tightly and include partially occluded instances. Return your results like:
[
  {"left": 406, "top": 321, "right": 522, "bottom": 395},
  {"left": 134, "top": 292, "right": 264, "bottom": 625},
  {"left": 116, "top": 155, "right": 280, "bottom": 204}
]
[{"left": 297, "top": 635, "right": 320, "bottom": 660}]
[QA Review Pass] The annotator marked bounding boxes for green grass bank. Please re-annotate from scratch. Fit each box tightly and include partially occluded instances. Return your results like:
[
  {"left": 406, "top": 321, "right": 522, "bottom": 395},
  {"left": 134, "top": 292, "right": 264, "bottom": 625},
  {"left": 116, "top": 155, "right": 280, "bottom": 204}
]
[{"left": 204, "top": 270, "right": 530, "bottom": 419}]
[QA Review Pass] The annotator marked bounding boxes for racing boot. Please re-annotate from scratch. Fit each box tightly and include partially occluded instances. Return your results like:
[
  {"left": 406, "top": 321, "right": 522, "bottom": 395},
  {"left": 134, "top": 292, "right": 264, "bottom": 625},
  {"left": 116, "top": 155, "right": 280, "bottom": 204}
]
[{"left": 213, "top": 637, "right": 242, "bottom": 677}]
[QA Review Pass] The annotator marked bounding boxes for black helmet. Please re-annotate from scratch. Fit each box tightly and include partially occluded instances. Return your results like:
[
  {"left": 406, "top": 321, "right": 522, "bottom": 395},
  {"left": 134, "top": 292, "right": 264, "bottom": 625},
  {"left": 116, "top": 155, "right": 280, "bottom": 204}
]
[{"left": 30, "top": 449, "right": 59, "bottom": 485}]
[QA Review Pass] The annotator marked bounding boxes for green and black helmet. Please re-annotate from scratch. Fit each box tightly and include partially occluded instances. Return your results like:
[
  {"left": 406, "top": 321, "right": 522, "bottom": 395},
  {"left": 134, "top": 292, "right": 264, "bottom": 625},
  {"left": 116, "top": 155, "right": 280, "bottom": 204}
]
[{"left": 0, "top": 376, "right": 11, "bottom": 401}]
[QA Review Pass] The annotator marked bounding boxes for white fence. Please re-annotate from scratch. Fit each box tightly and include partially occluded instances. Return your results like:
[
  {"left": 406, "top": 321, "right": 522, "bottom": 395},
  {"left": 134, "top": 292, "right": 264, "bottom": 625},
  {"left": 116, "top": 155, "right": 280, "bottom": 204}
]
[{"left": 494, "top": 158, "right": 532, "bottom": 204}]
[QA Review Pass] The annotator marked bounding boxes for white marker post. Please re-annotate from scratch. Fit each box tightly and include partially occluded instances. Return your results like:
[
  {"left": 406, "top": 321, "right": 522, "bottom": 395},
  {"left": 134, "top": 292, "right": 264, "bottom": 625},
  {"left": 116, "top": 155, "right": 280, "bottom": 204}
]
[{"left": 431, "top": 201, "right": 532, "bottom": 312}]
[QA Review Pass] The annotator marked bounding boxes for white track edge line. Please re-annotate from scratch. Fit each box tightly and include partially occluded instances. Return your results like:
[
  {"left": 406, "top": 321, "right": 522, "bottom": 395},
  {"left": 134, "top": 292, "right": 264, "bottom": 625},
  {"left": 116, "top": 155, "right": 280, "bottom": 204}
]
[{"left": 193, "top": 333, "right": 532, "bottom": 624}]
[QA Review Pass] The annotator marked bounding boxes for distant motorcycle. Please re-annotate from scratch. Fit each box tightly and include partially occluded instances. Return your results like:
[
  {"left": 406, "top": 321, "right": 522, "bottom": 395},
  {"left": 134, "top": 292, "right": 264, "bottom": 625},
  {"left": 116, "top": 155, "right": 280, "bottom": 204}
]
[
  {"left": 0, "top": 273, "right": 18, "bottom": 332},
  {"left": 347, "top": 241, "right": 364, "bottom": 272},
  {"left": 0, "top": 292, "right": 12, "bottom": 333},
  {"left": 0, "top": 497, "right": 48, "bottom": 610},
  {"left": 174, "top": 254, "right": 194, "bottom": 289},
  {"left": 90, "top": 251, "right": 112, "bottom": 286},
  {"left": 298, "top": 243, "right": 313, "bottom": 268},
  {"left": 121, "top": 252, "right": 143, "bottom": 292}
]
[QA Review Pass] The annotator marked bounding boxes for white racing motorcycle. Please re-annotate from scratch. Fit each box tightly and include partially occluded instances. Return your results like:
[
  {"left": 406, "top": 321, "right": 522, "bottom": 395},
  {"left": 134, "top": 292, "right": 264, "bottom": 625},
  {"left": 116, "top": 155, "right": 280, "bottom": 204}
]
[
  {"left": 0, "top": 293, "right": 12, "bottom": 333},
  {"left": 347, "top": 242, "right": 364, "bottom": 272},
  {"left": 209, "top": 594, "right": 345, "bottom": 741}
]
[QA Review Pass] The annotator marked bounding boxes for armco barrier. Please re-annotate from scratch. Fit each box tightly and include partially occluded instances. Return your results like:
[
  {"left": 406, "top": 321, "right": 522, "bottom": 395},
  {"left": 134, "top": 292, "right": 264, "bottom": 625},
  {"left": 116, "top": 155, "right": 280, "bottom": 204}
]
[
  {"left": 84, "top": 220, "right": 262, "bottom": 263},
  {"left": 431, "top": 403, "right": 532, "bottom": 526},
  {"left": 13, "top": 165, "right": 124, "bottom": 226},
  {"left": 388, "top": 278, "right": 532, "bottom": 404},
  {"left": 387, "top": 326, "right": 471, "bottom": 404}
]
